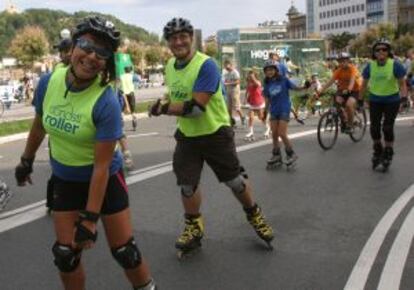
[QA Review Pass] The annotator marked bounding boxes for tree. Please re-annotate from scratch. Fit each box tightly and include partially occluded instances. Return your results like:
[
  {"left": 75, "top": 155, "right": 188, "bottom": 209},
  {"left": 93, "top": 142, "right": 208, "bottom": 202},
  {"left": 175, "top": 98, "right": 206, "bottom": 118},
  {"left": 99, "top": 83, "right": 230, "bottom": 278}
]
[
  {"left": 204, "top": 41, "right": 218, "bottom": 59},
  {"left": 7, "top": 26, "right": 49, "bottom": 66},
  {"left": 126, "top": 41, "right": 145, "bottom": 69},
  {"left": 145, "top": 45, "right": 162, "bottom": 67},
  {"left": 393, "top": 33, "right": 414, "bottom": 57},
  {"left": 349, "top": 23, "right": 396, "bottom": 58},
  {"left": 328, "top": 32, "right": 355, "bottom": 51}
]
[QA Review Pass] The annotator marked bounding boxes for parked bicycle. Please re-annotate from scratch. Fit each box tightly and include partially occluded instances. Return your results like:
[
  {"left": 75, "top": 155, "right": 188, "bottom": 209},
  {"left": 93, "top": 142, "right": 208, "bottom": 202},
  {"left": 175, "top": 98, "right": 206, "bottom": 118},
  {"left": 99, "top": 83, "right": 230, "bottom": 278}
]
[{"left": 317, "top": 97, "right": 367, "bottom": 150}]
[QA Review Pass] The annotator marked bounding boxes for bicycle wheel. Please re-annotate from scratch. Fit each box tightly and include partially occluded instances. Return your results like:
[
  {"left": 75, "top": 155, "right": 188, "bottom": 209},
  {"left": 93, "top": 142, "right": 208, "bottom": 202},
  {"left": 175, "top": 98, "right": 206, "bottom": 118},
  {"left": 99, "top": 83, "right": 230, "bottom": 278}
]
[
  {"left": 0, "top": 100, "right": 4, "bottom": 118},
  {"left": 317, "top": 110, "right": 338, "bottom": 150},
  {"left": 350, "top": 107, "right": 367, "bottom": 142}
]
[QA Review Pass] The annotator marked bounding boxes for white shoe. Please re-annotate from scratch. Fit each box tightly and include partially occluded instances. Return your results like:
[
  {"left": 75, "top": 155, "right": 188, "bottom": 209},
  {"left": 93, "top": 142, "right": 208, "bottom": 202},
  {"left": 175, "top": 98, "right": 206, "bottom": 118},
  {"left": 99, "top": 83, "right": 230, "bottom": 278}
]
[{"left": 244, "top": 131, "right": 255, "bottom": 141}]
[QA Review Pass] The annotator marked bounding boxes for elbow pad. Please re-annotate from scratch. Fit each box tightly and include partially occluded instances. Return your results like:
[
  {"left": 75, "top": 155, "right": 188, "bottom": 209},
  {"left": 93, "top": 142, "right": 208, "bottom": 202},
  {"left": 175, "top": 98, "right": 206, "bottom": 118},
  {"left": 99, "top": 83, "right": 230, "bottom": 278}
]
[{"left": 182, "top": 99, "right": 206, "bottom": 118}]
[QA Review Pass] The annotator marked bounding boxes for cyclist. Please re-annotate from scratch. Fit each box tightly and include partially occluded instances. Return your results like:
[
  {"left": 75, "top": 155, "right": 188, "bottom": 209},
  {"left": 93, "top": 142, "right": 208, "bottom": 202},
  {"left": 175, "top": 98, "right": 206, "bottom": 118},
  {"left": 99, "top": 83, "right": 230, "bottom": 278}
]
[
  {"left": 53, "top": 38, "right": 72, "bottom": 70},
  {"left": 244, "top": 69, "right": 269, "bottom": 140},
  {"left": 359, "top": 39, "right": 407, "bottom": 170},
  {"left": 317, "top": 52, "right": 362, "bottom": 133},
  {"left": 14, "top": 16, "right": 156, "bottom": 290},
  {"left": 149, "top": 17, "right": 274, "bottom": 254},
  {"left": 262, "top": 60, "right": 306, "bottom": 167}
]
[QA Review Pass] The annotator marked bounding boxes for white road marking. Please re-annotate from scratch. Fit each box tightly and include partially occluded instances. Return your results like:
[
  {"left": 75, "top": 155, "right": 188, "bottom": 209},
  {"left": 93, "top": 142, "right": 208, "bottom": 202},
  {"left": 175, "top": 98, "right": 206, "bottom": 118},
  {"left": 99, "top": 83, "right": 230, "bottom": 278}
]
[
  {"left": 344, "top": 184, "right": 414, "bottom": 290},
  {"left": 377, "top": 207, "right": 414, "bottom": 290},
  {"left": 127, "top": 132, "right": 159, "bottom": 138}
]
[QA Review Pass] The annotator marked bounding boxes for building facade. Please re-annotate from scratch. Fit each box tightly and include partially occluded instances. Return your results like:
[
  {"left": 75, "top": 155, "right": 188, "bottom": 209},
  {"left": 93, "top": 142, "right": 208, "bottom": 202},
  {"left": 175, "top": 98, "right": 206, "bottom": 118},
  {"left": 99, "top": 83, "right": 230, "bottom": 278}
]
[
  {"left": 286, "top": 3, "right": 307, "bottom": 39},
  {"left": 398, "top": 0, "right": 414, "bottom": 25},
  {"left": 307, "top": 0, "right": 414, "bottom": 36}
]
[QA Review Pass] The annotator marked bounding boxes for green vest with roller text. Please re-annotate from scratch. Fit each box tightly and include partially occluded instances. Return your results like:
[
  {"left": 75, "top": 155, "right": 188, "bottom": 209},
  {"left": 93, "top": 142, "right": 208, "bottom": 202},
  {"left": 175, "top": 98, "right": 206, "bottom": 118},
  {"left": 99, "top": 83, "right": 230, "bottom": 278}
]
[
  {"left": 42, "top": 67, "right": 108, "bottom": 166},
  {"left": 165, "top": 51, "right": 230, "bottom": 137}
]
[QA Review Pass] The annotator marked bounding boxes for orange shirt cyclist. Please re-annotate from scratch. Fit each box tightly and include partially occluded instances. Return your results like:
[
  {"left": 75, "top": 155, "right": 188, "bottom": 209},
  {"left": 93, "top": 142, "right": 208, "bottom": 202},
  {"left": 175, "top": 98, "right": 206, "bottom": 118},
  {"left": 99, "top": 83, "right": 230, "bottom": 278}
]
[{"left": 318, "top": 52, "right": 362, "bottom": 133}]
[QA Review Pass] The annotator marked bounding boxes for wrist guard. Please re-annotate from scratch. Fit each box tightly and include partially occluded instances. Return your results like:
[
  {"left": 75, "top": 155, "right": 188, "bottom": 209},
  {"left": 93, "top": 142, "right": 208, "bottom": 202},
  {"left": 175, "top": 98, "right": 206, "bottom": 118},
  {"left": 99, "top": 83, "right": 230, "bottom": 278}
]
[
  {"left": 79, "top": 210, "right": 100, "bottom": 223},
  {"left": 182, "top": 99, "right": 205, "bottom": 117},
  {"left": 15, "top": 156, "right": 34, "bottom": 184}
]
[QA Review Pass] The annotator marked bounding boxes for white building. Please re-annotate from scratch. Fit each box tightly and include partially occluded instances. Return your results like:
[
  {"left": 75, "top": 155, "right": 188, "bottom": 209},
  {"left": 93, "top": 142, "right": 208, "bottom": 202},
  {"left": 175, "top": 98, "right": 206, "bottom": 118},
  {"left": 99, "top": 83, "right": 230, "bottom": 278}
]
[
  {"left": 307, "top": 0, "right": 367, "bottom": 37},
  {"left": 307, "top": 0, "right": 414, "bottom": 37}
]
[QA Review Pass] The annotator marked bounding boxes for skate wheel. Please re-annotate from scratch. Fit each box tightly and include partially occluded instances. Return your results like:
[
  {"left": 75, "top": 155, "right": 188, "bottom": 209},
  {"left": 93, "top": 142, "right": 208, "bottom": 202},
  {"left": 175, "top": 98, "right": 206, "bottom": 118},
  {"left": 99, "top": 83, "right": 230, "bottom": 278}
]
[
  {"left": 176, "top": 244, "right": 201, "bottom": 260},
  {"left": 266, "top": 242, "right": 274, "bottom": 251}
]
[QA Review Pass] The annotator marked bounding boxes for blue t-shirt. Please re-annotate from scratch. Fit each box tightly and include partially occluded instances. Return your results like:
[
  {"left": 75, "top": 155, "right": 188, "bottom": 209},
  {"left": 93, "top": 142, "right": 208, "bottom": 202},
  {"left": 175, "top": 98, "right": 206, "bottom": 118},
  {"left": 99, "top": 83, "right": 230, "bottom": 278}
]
[
  {"left": 33, "top": 73, "right": 123, "bottom": 181},
  {"left": 263, "top": 76, "right": 296, "bottom": 115},
  {"left": 277, "top": 62, "right": 289, "bottom": 77},
  {"left": 362, "top": 60, "right": 406, "bottom": 103}
]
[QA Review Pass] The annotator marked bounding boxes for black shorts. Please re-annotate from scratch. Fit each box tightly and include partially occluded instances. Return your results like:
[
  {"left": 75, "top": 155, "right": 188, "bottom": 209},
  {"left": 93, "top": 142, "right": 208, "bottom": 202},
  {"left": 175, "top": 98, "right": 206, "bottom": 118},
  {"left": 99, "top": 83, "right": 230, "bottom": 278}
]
[
  {"left": 126, "top": 93, "right": 136, "bottom": 112},
  {"left": 51, "top": 170, "right": 129, "bottom": 215},
  {"left": 336, "top": 91, "right": 358, "bottom": 102},
  {"left": 173, "top": 126, "right": 241, "bottom": 185}
]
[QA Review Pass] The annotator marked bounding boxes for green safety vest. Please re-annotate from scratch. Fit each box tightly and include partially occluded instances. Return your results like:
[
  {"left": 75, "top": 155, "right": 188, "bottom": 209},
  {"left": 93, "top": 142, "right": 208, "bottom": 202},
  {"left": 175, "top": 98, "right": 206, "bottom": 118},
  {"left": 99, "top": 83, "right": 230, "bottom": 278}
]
[
  {"left": 165, "top": 51, "right": 230, "bottom": 137},
  {"left": 53, "top": 62, "right": 67, "bottom": 72},
  {"left": 369, "top": 59, "right": 399, "bottom": 96},
  {"left": 42, "top": 67, "right": 107, "bottom": 166}
]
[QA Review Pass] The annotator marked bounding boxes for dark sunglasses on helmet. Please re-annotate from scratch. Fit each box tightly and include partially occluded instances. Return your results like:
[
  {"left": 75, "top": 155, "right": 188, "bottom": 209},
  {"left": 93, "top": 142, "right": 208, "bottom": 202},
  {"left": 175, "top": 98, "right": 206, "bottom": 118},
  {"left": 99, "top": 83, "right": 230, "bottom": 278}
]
[
  {"left": 375, "top": 47, "right": 389, "bottom": 53},
  {"left": 76, "top": 38, "right": 112, "bottom": 60}
]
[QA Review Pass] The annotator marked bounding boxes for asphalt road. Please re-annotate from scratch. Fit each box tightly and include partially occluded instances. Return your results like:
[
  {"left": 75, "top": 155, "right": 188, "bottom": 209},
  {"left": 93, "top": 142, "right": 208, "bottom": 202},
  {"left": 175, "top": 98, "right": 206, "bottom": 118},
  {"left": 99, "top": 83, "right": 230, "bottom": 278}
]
[{"left": 0, "top": 113, "right": 413, "bottom": 290}]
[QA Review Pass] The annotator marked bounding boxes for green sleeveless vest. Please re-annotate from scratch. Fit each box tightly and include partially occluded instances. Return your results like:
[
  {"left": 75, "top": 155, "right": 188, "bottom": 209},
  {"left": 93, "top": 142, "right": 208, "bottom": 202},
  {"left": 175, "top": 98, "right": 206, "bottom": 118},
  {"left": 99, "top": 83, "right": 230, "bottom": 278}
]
[
  {"left": 42, "top": 67, "right": 107, "bottom": 166},
  {"left": 165, "top": 51, "right": 230, "bottom": 137},
  {"left": 369, "top": 59, "right": 399, "bottom": 96}
]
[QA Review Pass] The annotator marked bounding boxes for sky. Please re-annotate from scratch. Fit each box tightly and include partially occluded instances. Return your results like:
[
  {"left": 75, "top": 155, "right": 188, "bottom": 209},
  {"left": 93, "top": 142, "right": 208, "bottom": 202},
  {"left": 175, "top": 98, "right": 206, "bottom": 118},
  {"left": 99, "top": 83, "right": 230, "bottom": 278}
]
[{"left": 4, "top": 0, "right": 306, "bottom": 38}]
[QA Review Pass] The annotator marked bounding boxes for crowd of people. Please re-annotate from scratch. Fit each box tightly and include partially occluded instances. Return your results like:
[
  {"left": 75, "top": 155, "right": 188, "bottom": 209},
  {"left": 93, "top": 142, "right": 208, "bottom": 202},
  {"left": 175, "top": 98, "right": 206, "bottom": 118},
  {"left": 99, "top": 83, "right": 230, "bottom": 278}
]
[{"left": 0, "top": 13, "right": 410, "bottom": 290}]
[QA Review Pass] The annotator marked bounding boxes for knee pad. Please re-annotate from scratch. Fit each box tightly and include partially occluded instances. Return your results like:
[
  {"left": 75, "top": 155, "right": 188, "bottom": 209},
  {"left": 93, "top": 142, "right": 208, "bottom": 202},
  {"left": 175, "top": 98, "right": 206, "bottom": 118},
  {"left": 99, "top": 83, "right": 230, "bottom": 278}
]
[
  {"left": 225, "top": 175, "right": 246, "bottom": 195},
  {"left": 52, "top": 242, "right": 81, "bottom": 273},
  {"left": 111, "top": 238, "right": 142, "bottom": 269},
  {"left": 180, "top": 185, "right": 198, "bottom": 198},
  {"left": 382, "top": 125, "right": 394, "bottom": 142}
]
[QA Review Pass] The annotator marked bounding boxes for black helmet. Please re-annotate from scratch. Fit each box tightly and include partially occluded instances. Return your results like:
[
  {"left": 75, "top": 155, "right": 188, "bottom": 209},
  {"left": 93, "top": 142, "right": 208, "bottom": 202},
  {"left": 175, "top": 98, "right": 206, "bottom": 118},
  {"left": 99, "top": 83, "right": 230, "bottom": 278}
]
[
  {"left": 163, "top": 17, "right": 194, "bottom": 40},
  {"left": 72, "top": 16, "right": 121, "bottom": 51},
  {"left": 263, "top": 59, "right": 279, "bottom": 71},
  {"left": 53, "top": 38, "right": 73, "bottom": 51}
]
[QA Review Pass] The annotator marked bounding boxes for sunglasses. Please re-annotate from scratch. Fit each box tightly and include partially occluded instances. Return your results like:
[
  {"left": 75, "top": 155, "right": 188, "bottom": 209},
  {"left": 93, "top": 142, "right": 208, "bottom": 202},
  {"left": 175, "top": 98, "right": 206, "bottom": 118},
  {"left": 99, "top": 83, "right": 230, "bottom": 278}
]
[
  {"left": 76, "top": 38, "right": 112, "bottom": 60},
  {"left": 375, "top": 47, "right": 389, "bottom": 53}
]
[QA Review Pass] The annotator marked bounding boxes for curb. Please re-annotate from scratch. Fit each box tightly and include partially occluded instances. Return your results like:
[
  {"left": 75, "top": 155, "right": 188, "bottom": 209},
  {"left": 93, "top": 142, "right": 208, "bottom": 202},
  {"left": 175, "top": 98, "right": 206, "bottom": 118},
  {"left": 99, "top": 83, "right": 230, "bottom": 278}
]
[{"left": 0, "top": 112, "right": 149, "bottom": 145}]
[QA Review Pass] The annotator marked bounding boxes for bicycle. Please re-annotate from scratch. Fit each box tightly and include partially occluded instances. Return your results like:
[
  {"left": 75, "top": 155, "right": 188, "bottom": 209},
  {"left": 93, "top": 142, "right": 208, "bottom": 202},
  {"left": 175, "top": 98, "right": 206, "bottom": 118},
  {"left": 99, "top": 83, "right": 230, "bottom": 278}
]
[{"left": 317, "top": 97, "right": 367, "bottom": 150}]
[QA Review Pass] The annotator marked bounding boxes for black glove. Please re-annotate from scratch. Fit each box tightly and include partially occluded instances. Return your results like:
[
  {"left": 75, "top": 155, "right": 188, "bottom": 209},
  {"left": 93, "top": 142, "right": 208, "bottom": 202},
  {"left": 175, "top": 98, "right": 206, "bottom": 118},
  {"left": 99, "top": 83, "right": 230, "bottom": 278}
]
[
  {"left": 15, "top": 156, "right": 34, "bottom": 186},
  {"left": 74, "top": 222, "right": 97, "bottom": 244},
  {"left": 74, "top": 210, "right": 99, "bottom": 244},
  {"left": 341, "top": 90, "right": 350, "bottom": 97},
  {"left": 304, "top": 80, "right": 311, "bottom": 89},
  {"left": 148, "top": 99, "right": 162, "bottom": 117}
]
